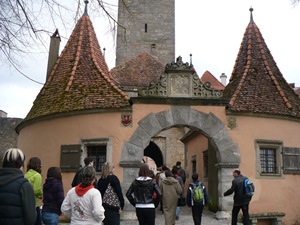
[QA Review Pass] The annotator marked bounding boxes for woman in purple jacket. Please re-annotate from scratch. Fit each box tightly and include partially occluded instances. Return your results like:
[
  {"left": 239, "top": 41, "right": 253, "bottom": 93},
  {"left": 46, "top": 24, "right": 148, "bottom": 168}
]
[{"left": 42, "top": 167, "right": 64, "bottom": 225}]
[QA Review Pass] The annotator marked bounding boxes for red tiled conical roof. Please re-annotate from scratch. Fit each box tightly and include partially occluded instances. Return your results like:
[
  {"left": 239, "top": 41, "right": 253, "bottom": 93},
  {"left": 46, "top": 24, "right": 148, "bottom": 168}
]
[
  {"left": 24, "top": 13, "right": 130, "bottom": 121},
  {"left": 110, "top": 51, "right": 165, "bottom": 90},
  {"left": 223, "top": 8, "right": 300, "bottom": 117}
]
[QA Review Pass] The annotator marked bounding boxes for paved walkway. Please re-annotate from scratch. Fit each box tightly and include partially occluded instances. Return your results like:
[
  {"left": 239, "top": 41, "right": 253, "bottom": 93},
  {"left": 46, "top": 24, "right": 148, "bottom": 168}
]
[
  {"left": 120, "top": 206, "right": 232, "bottom": 225},
  {"left": 59, "top": 206, "right": 239, "bottom": 224}
]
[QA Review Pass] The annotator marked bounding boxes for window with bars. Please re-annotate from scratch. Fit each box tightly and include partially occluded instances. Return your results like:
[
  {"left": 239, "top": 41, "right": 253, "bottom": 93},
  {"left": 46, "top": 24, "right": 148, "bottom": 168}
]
[
  {"left": 255, "top": 140, "right": 283, "bottom": 177},
  {"left": 87, "top": 145, "right": 106, "bottom": 172},
  {"left": 260, "top": 148, "right": 277, "bottom": 174}
]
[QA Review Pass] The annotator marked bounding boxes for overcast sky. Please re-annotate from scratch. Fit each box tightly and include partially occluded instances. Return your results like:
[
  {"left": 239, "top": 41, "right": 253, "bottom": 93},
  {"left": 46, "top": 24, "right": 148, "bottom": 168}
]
[{"left": 1, "top": 0, "right": 300, "bottom": 118}]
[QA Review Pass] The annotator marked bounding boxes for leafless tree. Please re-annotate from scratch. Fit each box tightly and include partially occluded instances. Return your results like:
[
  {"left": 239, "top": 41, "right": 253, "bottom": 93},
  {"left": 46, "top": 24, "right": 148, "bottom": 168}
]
[{"left": 0, "top": 0, "right": 121, "bottom": 83}]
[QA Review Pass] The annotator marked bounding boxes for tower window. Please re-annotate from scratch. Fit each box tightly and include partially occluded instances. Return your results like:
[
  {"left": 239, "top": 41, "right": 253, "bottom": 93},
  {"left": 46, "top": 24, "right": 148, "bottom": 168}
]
[{"left": 145, "top": 23, "right": 147, "bottom": 33}]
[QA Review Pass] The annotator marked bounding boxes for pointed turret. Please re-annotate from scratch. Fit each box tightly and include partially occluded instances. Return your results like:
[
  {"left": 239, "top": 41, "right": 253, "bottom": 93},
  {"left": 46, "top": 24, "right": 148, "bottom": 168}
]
[
  {"left": 23, "top": 0, "right": 130, "bottom": 122},
  {"left": 223, "top": 8, "right": 300, "bottom": 117}
]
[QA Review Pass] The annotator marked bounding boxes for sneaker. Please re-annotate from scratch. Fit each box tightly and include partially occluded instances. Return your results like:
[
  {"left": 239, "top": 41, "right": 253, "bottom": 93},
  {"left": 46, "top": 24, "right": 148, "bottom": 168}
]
[{"left": 176, "top": 216, "right": 179, "bottom": 220}]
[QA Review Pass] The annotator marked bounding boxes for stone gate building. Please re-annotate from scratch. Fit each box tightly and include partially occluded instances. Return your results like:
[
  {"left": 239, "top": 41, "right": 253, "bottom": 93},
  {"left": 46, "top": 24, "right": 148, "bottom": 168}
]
[{"left": 16, "top": 2, "right": 300, "bottom": 224}]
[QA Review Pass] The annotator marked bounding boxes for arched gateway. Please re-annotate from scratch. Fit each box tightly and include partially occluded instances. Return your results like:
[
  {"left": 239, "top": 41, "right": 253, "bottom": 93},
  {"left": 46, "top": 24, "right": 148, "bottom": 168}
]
[{"left": 120, "top": 105, "right": 240, "bottom": 218}]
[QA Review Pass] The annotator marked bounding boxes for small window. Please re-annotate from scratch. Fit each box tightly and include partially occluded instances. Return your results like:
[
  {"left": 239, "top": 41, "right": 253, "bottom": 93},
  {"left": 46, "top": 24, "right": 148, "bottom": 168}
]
[
  {"left": 81, "top": 138, "right": 112, "bottom": 174},
  {"left": 145, "top": 23, "right": 147, "bottom": 33},
  {"left": 255, "top": 140, "right": 283, "bottom": 177},
  {"left": 260, "top": 148, "right": 277, "bottom": 174}
]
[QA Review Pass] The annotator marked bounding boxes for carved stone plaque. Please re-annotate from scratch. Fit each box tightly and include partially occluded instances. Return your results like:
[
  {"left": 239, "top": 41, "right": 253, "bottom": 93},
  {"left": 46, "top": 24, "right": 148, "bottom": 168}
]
[{"left": 170, "top": 74, "right": 190, "bottom": 96}]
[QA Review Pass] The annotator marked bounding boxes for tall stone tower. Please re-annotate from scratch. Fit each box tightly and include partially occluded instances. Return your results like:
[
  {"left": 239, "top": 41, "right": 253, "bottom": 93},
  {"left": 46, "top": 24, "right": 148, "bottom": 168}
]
[{"left": 116, "top": 0, "right": 175, "bottom": 66}]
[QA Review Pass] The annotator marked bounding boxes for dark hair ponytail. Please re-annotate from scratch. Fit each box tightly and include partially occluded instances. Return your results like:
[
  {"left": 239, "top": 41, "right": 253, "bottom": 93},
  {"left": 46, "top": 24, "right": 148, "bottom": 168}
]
[{"left": 80, "top": 166, "right": 96, "bottom": 188}]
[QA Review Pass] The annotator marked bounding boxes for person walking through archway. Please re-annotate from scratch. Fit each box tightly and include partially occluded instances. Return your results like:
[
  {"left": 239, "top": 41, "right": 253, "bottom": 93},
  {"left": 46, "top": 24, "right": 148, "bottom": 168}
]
[
  {"left": 160, "top": 170, "right": 182, "bottom": 225},
  {"left": 186, "top": 173, "right": 208, "bottom": 225},
  {"left": 224, "top": 169, "right": 252, "bottom": 225},
  {"left": 176, "top": 161, "right": 186, "bottom": 185},
  {"left": 126, "top": 164, "right": 161, "bottom": 225}
]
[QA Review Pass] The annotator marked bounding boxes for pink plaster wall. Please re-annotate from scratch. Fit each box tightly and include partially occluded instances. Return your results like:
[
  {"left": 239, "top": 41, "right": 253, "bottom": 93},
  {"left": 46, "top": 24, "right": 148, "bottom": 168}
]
[
  {"left": 185, "top": 133, "right": 209, "bottom": 189},
  {"left": 228, "top": 116, "right": 300, "bottom": 224},
  {"left": 17, "top": 104, "right": 300, "bottom": 223},
  {"left": 184, "top": 114, "right": 300, "bottom": 223},
  {"left": 18, "top": 112, "right": 135, "bottom": 190}
]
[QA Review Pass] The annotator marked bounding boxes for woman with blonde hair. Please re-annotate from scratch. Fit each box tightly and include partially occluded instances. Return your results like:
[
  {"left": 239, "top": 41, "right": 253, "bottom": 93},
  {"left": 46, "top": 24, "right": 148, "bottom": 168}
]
[{"left": 97, "top": 162, "right": 124, "bottom": 225}]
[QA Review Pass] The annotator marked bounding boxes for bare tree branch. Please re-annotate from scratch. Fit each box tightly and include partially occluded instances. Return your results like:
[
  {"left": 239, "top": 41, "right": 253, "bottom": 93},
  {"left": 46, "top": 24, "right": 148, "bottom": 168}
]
[{"left": 0, "top": 0, "right": 121, "bottom": 84}]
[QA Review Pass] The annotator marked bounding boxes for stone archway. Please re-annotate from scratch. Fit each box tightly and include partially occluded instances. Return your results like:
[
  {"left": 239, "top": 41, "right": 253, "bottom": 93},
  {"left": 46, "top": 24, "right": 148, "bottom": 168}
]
[{"left": 120, "top": 105, "right": 240, "bottom": 216}]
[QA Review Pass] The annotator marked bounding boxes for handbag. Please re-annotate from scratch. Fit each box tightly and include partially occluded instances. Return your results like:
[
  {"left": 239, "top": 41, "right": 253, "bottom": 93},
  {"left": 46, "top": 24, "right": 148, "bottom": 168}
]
[
  {"left": 177, "top": 195, "right": 186, "bottom": 206},
  {"left": 102, "top": 183, "right": 120, "bottom": 208}
]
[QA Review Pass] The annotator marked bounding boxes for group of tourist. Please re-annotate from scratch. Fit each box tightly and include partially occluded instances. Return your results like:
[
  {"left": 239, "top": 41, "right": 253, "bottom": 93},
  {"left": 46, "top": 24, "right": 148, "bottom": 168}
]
[
  {"left": 0, "top": 148, "right": 65, "bottom": 225},
  {"left": 0, "top": 147, "right": 252, "bottom": 225}
]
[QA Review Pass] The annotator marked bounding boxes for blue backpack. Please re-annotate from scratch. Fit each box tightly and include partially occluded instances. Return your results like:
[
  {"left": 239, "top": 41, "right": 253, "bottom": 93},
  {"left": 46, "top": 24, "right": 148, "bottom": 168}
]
[{"left": 243, "top": 178, "right": 255, "bottom": 197}]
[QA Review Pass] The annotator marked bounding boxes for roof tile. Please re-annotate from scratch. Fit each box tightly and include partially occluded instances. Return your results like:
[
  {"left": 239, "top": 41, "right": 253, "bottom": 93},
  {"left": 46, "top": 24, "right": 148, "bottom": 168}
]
[
  {"left": 200, "top": 70, "right": 225, "bottom": 91},
  {"left": 24, "top": 15, "right": 130, "bottom": 121},
  {"left": 223, "top": 9, "right": 300, "bottom": 117},
  {"left": 110, "top": 51, "right": 165, "bottom": 90}
]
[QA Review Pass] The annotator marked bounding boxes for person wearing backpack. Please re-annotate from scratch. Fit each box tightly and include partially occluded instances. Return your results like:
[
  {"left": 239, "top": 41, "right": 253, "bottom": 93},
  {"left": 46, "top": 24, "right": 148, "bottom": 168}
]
[
  {"left": 186, "top": 173, "right": 208, "bottom": 225},
  {"left": 176, "top": 161, "right": 186, "bottom": 185},
  {"left": 224, "top": 169, "right": 252, "bottom": 225}
]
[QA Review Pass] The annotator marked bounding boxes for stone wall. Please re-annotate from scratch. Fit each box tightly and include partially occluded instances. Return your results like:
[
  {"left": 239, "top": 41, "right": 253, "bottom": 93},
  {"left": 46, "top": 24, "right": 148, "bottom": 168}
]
[
  {"left": 152, "top": 127, "right": 185, "bottom": 169},
  {"left": 0, "top": 117, "right": 23, "bottom": 164},
  {"left": 116, "top": 0, "right": 175, "bottom": 65}
]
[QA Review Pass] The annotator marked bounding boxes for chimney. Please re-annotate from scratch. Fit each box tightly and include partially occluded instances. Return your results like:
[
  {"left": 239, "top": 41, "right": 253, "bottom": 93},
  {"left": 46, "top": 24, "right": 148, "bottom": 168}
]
[
  {"left": 46, "top": 29, "right": 61, "bottom": 81},
  {"left": 220, "top": 73, "right": 227, "bottom": 86}
]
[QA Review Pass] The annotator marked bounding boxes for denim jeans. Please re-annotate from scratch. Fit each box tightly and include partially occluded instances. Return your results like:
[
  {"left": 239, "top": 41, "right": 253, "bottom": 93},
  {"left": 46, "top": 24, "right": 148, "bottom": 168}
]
[
  {"left": 176, "top": 206, "right": 181, "bottom": 217},
  {"left": 42, "top": 212, "right": 59, "bottom": 225}
]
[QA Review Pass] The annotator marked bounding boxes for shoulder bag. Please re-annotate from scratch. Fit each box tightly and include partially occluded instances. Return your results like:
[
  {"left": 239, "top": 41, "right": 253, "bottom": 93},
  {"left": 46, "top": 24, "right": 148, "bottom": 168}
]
[{"left": 102, "top": 183, "right": 120, "bottom": 208}]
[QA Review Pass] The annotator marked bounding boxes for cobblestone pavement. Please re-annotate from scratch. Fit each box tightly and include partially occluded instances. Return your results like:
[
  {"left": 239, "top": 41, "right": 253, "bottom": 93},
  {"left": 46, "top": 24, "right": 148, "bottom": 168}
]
[
  {"left": 120, "top": 206, "right": 232, "bottom": 225},
  {"left": 59, "top": 206, "right": 239, "bottom": 225}
]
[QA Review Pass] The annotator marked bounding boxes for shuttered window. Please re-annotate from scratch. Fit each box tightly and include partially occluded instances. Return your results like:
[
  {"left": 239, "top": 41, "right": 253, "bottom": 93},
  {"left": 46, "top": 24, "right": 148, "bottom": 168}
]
[
  {"left": 283, "top": 147, "right": 300, "bottom": 174},
  {"left": 60, "top": 145, "right": 81, "bottom": 172}
]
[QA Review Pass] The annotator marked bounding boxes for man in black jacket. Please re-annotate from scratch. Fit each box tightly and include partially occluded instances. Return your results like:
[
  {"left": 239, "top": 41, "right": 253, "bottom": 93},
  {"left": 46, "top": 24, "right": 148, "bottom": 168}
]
[
  {"left": 224, "top": 169, "right": 251, "bottom": 225},
  {"left": 71, "top": 157, "right": 96, "bottom": 187}
]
